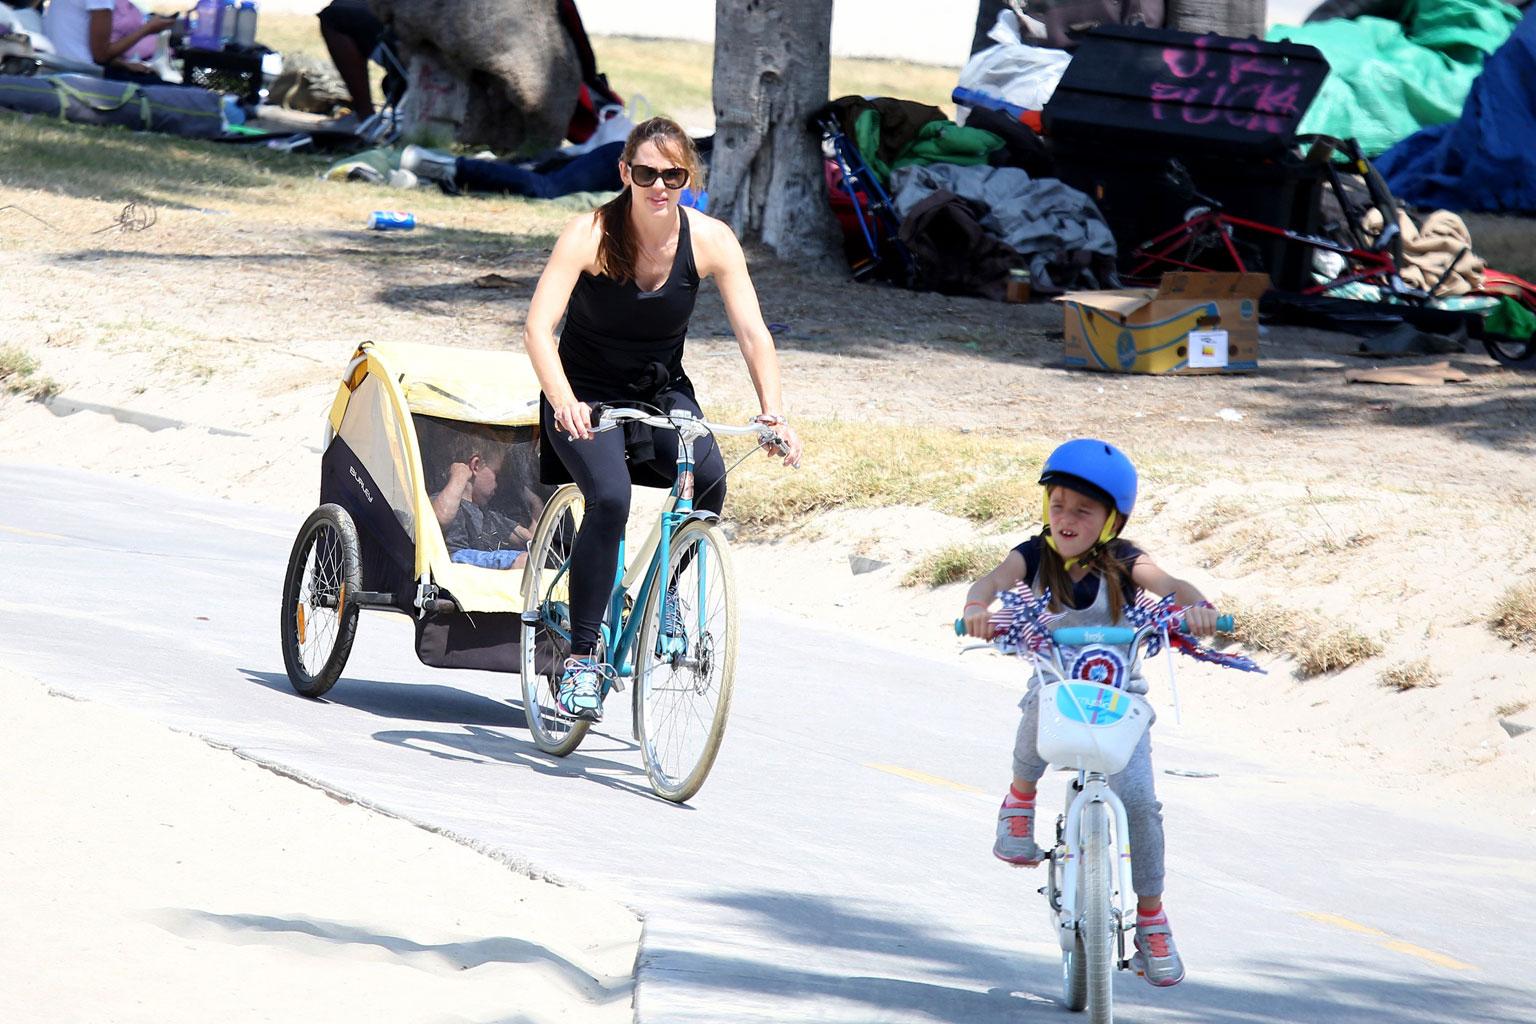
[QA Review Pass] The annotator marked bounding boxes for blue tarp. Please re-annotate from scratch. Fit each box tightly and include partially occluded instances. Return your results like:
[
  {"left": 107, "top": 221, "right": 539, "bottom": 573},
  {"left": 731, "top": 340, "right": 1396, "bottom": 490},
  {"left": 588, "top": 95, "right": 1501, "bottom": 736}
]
[{"left": 1376, "top": 13, "right": 1536, "bottom": 213}]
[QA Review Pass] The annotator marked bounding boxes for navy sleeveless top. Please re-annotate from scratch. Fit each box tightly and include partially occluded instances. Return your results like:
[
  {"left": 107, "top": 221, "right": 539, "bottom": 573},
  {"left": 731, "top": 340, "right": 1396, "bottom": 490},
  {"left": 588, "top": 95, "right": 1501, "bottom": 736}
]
[{"left": 558, "top": 208, "right": 700, "bottom": 400}]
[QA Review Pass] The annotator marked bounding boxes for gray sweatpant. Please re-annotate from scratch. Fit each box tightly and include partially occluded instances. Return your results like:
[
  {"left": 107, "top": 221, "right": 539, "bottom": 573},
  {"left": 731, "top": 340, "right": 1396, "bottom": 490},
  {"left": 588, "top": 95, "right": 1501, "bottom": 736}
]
[{"left": 1011, "top": 686, "right": 1165, "bottom": 898}]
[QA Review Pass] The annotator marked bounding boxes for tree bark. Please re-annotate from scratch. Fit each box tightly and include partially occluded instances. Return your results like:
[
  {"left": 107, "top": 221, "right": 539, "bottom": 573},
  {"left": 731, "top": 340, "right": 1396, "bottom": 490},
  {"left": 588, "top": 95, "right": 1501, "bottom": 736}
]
[
  {"left": 1168, "top": 0, "right": 1267, "bottom": 37},
  {"left": 710, "top": 0, "right": 841, "bottom": 263}
]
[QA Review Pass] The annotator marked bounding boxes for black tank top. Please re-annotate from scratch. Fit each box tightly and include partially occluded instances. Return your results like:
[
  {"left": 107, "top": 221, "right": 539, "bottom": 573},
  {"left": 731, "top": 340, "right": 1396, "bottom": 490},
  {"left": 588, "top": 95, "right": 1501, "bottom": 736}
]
[{"left": 558, "top": 208, "right": 700, "bottom": 399}]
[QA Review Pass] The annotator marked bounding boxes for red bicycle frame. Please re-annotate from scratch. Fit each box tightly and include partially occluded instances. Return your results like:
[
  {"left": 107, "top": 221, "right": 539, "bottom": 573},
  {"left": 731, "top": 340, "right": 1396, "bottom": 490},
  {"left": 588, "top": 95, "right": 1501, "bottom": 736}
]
[{"left": 1128, "top": 209, "right": 1404, "bottom": 297}]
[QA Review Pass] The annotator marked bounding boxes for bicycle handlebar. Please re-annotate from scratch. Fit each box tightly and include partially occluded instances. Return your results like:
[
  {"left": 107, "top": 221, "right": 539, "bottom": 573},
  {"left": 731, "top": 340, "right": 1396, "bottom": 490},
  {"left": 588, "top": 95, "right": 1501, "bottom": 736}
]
[{"left": 591, "top": 404, "right": 781, "bottom": 438}]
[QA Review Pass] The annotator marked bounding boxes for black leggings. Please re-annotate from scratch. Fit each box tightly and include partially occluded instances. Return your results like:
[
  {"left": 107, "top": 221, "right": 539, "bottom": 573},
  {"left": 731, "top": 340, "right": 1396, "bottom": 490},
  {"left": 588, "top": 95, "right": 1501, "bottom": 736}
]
[{"left": 543, "top": 393, "right": 726, "bottom": 656}]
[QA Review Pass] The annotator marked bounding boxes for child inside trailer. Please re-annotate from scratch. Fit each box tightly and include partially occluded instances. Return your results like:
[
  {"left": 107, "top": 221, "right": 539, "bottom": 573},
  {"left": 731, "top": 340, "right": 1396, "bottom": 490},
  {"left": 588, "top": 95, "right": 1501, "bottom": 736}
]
[{"left": 426, "top": 425, "right": 542, "bottom": 570}]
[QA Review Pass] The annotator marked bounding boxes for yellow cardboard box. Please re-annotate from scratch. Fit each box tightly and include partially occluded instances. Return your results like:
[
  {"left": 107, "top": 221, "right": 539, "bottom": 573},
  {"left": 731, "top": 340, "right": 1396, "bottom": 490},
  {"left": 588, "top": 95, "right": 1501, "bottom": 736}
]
[{"left": 1056, "top": 272, "right": 1267, "bottom": 375}]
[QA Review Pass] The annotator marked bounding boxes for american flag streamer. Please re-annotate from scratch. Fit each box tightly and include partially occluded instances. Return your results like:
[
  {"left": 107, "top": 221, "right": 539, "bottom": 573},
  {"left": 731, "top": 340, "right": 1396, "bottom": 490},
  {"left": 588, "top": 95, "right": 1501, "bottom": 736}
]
[
  {"left": 988, "top": 585, "right": 1064, "bottom": 656},
  {"left": 1126, "top": 592, "right": 1266, "bottom": 674}
]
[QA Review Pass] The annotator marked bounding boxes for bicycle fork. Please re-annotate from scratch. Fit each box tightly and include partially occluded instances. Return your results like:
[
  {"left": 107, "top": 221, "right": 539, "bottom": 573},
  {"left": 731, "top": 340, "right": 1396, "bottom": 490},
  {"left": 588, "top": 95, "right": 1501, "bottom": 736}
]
[{"left": 1043, "top": 773, "right": 1138, "bottom": 968}]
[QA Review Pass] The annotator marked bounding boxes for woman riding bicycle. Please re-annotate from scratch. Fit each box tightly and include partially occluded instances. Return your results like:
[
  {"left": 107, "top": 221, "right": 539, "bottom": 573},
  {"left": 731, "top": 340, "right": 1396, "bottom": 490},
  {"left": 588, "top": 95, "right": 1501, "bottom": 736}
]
[{"left": 523, "top": 116, "right": 802, "bottom": 723}]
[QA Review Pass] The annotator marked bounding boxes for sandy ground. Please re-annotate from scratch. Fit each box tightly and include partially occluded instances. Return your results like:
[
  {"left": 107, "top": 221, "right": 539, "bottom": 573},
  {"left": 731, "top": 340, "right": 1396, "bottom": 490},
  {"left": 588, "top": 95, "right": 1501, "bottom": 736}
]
[{"left": 0, "top": 669, "right": 640, "bottom": 1024}]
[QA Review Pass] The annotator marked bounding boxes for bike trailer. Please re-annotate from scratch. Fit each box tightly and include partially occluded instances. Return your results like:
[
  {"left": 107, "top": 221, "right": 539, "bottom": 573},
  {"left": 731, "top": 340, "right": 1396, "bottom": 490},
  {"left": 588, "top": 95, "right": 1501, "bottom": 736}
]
[
  {"left": 316, "top": 340, "right": 553, "bottom": 674},
  {"left": 1036, "top": 679, "right": 1153, "bottom": 774}
]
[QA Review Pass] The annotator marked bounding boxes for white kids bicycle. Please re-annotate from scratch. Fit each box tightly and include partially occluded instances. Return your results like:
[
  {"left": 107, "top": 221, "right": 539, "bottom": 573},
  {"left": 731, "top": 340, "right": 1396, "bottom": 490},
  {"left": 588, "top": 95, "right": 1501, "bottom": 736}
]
[{"left": 962, "top": 593, "right": 1253, "bottom": 1024}]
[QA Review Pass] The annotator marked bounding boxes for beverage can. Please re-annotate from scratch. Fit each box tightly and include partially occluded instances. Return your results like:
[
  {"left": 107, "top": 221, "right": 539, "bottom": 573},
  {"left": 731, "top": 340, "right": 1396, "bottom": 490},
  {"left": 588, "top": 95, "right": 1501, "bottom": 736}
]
[{"left": 367, "top": 211, "right": 416, "bottom": 231}]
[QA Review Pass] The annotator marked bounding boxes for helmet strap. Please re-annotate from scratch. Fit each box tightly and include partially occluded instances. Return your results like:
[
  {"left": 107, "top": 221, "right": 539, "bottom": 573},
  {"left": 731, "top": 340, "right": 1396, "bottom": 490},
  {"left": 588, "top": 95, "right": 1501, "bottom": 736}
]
[{"left": 1041, "top": 489, "right": 1122, "bottom": 570}]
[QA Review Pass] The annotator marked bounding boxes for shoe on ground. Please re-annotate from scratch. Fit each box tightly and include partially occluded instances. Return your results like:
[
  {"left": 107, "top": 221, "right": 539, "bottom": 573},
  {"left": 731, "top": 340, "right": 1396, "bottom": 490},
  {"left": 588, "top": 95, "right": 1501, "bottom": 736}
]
[
  {"left": 994, "top": 800, "right": 1045, "bottom": 865},
  {"left": 555, "top": 657, "right": 604, "bottom": 722},
  {"left": 1131, "top": 913, "right": 1186, "bottom": 987},
  {"left": 400, "top": 143, "right": 457, "bottom": 183}
]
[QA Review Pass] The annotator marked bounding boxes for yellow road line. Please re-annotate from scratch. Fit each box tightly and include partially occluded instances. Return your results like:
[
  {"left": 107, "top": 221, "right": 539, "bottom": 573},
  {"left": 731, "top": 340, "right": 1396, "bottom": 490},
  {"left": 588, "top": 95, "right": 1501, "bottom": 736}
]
[
  {"left": 1299, "top": 912, "right": 1388, "bottom": 938},
  {"left": 0, "top": 524, "right": 68, "bottom": 541},
  {"left": 865, "top": 763, "right": 987, "bottom": 795},
  {"left": 1299, "top": 912, "right": 1474, "bottom": 971},
  {"left": 1380, "top": 940, "right": 1476, "bottom": 972}
]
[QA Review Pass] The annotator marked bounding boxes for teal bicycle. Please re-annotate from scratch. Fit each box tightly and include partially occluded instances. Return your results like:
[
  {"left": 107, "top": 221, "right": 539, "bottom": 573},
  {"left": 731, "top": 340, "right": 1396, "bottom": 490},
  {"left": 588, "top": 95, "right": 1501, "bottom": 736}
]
[{"left": 519, "top": 405, "right": 787, "bottom": 802}]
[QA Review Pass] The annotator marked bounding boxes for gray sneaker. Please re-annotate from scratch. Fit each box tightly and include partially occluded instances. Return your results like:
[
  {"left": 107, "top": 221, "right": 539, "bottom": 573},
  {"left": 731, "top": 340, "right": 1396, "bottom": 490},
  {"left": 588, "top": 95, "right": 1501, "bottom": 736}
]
[
  {"left": 993, "top": 801, "right": 1045, "bottom": 864},
  {"left": 1131, "top": 914, "right": 1186, "bottom": 987},
  {"left": 400, "top": 144, "right": 457, "bottom": 184}
]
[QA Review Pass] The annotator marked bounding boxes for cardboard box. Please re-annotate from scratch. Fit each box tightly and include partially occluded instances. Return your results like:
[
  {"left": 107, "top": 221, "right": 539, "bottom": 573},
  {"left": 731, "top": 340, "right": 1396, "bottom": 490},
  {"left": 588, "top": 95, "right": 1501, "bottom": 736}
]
[{"left": 1056, "top": 272, "right": 1267, "bottom": 374}]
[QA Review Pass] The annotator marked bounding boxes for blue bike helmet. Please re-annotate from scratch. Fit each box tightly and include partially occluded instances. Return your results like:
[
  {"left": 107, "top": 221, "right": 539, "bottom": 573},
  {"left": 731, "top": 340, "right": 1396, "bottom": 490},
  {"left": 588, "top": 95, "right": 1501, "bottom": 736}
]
[{"left": 1038, "top": 438, "right": 1138, "bottom": 518}]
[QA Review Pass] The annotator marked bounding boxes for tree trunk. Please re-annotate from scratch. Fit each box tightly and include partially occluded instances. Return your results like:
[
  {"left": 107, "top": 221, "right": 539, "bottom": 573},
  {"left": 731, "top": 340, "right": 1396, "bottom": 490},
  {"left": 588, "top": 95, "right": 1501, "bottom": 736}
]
[
  {"left": 1168, "top": 0, "right": 1267, "bottom": 37},
  {"left": 710, "top": 0, "right": 840, "bottom": 263}
]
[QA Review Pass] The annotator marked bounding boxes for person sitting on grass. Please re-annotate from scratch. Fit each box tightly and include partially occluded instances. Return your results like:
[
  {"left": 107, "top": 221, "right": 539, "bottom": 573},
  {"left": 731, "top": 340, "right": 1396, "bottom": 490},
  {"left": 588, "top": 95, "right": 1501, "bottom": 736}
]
[
  {"left": 429, "top": 440, "right": 535, "bottom": 571},
  {"left": 42, "top": 0, "right": 172, "bottom": 81}
]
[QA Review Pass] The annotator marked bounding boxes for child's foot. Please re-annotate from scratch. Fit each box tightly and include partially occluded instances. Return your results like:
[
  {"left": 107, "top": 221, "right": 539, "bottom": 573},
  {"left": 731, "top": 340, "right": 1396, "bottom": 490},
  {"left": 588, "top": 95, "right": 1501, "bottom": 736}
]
[
  {"left": 1131, "top": 909, "right": 1185, "bottom": 987},
  {"left": 555, "top": 657, "right": 605, "bottom": 721},
  {"left": 993, "top": 788, "right": 1044, "bottom": 864}
]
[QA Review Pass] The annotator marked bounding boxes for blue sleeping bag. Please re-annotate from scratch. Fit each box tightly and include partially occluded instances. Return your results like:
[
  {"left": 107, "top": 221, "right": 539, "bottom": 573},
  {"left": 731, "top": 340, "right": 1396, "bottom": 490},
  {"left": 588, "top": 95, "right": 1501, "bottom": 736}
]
[{"left": 1376, "top": 13, "right": 1536, "bottom": 213}]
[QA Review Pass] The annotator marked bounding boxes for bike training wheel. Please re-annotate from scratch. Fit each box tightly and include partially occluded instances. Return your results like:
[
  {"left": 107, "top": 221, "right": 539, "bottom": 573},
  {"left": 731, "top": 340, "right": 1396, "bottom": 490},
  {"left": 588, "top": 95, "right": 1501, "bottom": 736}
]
[
  {"left": 634, "top": 517, "right": 738, "bottom": 803},
  {"left": 519, "top": 484, "right": 591, "bottom": 757},
  {"left": 1081, "top": 800, "right": 1116, "bottom": 1024},
  {"left": 279, "top": 503, "right": 362, "bottom": 699}
]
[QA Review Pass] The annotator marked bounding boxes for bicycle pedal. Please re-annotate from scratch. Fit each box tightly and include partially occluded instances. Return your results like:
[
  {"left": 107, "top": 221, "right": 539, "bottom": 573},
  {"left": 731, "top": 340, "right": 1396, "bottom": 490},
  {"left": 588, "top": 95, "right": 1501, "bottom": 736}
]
[{"left": 609, "top": 677, "right": 625, "bottom": 693}]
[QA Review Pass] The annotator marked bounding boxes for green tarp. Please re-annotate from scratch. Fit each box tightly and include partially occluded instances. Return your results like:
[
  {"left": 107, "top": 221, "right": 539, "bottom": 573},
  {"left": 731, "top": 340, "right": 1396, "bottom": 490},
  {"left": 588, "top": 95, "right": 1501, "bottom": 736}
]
[{"left": 1267, "top": 0, "right": 1523, "bottom": 156}]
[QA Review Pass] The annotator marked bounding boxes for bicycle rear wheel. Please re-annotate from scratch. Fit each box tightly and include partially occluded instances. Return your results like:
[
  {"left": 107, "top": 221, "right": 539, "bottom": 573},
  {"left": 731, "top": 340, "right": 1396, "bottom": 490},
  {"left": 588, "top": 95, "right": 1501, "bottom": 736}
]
[
  {"left": 1080, "top": 800, "right": 1115, "bottom": 1024},
  {"left": 280, "top": 503, "right": 361, "bottom": 699},
  {"left": 519, "top": 484, "right": 590, "bottom": 757},
  {"left": 634, "top": 518, "right": 737, "bottom": 802}
]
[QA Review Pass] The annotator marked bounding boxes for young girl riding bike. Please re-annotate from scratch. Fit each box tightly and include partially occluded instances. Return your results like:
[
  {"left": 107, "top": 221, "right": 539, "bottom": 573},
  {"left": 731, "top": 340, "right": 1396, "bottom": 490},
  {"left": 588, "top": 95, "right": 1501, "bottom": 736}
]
[{"left": 960, "top": 438, "right": 1222, "bottom": 989}]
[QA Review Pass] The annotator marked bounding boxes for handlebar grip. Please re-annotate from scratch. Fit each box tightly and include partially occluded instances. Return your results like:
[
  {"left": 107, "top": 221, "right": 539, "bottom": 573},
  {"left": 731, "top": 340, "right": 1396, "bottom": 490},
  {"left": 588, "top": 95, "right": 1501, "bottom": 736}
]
[
  {"left": 1216, "top": 613, "right": 1235, "bottom": 633},
  {"left": 954, "top": 619, "right": 965, "bottom": 637}
]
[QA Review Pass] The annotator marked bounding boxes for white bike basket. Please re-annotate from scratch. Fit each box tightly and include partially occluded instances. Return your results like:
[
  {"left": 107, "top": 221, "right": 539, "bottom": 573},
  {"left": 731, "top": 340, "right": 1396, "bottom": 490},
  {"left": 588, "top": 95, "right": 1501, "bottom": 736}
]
[{"left": 1036, "top": 680, "right": 1152, "bottom": 775}]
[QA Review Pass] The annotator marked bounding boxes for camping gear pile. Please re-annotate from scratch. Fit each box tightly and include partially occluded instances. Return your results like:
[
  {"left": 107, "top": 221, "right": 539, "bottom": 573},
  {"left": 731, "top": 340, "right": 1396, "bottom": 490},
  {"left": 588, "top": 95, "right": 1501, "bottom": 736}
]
[{"left": 818, "top": 0, "right": 1535, "bottom": 366}]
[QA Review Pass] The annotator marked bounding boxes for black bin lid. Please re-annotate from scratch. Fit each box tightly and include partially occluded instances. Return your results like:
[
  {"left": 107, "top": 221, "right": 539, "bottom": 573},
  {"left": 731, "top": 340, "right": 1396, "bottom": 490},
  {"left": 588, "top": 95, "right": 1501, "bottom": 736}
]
[{"left": 1043, "top": 25, "right": 1330, "bottom": 159}]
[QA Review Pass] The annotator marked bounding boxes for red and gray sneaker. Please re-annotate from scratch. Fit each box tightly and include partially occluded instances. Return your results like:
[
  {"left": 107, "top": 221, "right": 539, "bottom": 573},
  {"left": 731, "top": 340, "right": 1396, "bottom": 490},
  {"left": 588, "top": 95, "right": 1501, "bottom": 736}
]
[
  {"left": 993, "top": 799, "right": 1045, "bottom": 865},
  {"left": 1131, "top": 910, "right": 1186, "bottom": 987}
]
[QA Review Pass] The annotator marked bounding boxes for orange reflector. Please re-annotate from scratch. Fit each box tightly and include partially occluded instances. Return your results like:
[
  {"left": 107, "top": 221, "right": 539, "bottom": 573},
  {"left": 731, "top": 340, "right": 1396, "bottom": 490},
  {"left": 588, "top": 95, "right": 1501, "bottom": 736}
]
[
  {"left": 296, "top": 605, "right": 307, "bottom": 645},
  {"left": 338, "top": 583, "right": 347, "bottom": 610}
]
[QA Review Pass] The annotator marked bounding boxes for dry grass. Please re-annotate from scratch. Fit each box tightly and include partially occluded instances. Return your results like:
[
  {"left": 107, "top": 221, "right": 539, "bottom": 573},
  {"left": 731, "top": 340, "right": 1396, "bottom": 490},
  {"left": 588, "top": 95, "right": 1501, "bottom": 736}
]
[
  {"left": 0, "top": 345, "right": 59, "bottom": 400},
  {"left": 1226, "top": 599, "right": 1383, "bottom": 679},
  {"left": 1490, "top": 580, "right": 1536, "bottom": 648},
  {"left": 1185, "top": 498, "right": 1248, "bottom": 543},
  {"left": 1378, "top": 657, "right": 1440, "bottom": 692},
  {"left": 714, "top": 417, "right": 1047, "bottom": 535},
  {"left": 902, "top": 542, "right": 1007, "bottom": 589},
  {"left": 1496, "top": 699, "right": 1531, "bottom": 718}
]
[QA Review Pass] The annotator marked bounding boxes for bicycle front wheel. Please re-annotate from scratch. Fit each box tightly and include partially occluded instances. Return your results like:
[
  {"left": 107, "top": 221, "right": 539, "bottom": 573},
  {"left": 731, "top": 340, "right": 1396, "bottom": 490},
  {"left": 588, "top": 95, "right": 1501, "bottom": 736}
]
[
  {"left": 634, "top": 518, "right": 737, "bottom": 802},
  {"left": 519, "top": 484, "right": 590, "bottom": 757},
  {"left": 280, "top": 503, "right": 361, "bottom": 698},
  {"left": 1080, "top": 800, "right": 1115, "bottom": 1024}
]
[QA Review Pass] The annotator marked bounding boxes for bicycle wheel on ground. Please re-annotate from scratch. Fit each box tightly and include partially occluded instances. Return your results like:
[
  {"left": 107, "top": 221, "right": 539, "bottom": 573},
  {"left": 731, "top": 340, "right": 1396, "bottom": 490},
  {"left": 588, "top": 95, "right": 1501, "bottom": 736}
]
[
  {"left": 1080, "top": 800, "right": 1116, "bottom": 1024},
  {"left": 1485, "top": 334, "right": 1536, "bottom": 369},
  {"left": 280, "top": 503, "right": 362, "bottom": 699},
  {"left": 520, "top": 484, "right": 591, "bottom": 757},
  {"left": 634, "top": 517, "right": 737, "bottom": 803}
]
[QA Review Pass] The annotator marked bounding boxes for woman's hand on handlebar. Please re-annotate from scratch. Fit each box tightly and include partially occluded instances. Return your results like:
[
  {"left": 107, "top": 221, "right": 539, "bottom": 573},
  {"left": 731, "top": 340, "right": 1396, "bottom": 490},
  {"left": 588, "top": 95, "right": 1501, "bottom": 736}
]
[
  {"left": 755, "top": 414, "right": 803, "bottom": 468},
  {"left": 552, "top": 398, "right": 595, "bottom": 440}
]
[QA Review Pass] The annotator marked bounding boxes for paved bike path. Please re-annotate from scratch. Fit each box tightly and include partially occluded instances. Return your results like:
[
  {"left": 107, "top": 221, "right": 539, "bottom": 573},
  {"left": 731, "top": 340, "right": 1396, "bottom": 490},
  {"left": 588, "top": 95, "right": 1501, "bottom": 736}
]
[{"left": 3, "top": 466, "right": 1532, "bottom": 1024}]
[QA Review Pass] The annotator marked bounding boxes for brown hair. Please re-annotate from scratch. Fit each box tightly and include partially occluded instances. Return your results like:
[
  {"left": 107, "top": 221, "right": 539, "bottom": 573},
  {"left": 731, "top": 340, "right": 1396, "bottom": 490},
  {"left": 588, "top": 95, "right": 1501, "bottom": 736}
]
[
  {"left": 1036, "top": 486, "right": 1134, "bottom": 620},
  {"left": 595, "top": 117, "right": 705, "bottom": 284}
]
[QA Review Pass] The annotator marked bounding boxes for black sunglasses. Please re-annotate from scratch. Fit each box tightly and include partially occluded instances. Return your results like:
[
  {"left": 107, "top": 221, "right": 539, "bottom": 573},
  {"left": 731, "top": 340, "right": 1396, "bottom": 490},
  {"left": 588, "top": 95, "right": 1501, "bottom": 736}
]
[{"left": 628, "top": 163, "right": 690, "bottom": 189}]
